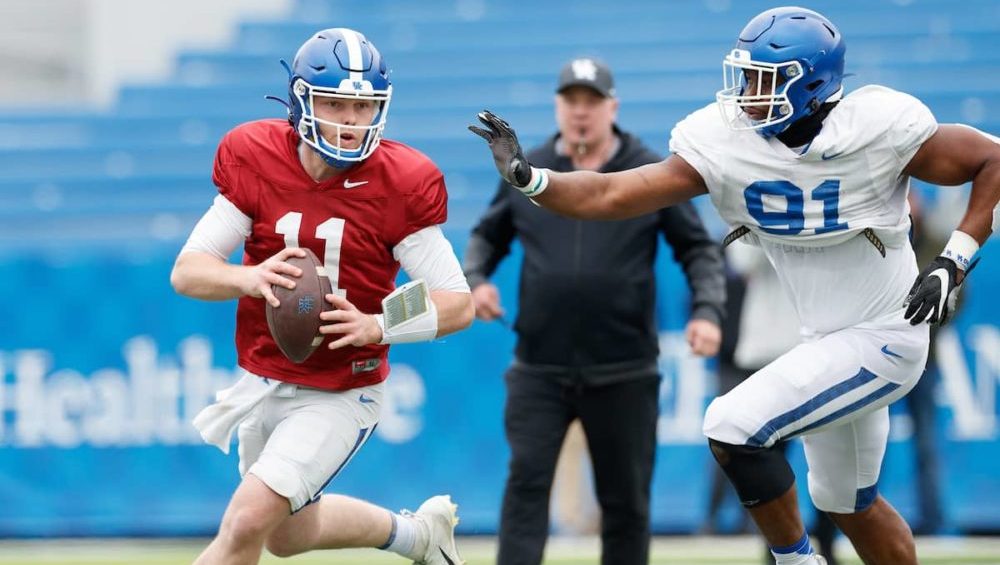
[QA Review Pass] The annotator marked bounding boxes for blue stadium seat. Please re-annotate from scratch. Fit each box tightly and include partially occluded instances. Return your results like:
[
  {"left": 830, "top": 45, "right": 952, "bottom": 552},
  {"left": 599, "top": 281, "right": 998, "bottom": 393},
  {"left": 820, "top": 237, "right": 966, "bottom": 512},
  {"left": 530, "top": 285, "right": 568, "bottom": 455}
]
[
  {"left": 229, "top": 2, "right": 1000, "bottom": 55},
  {"left": 0, "top": 115, "right": 243, "bottom": 150},
  {"left": 173, "top": 39, "right": 1000, "bottom": 87},
  {"left": 2, "top": 93, "right": 998, "bottom": 152},
  {"left": 157, "top": 61, "right": 1000, "bottom": 118},
  {"left": 0, "top": 146, "right": 212, "bottom": 180},
  {"left": 0, "top": 175, "right": 212, "bottom": 218}
]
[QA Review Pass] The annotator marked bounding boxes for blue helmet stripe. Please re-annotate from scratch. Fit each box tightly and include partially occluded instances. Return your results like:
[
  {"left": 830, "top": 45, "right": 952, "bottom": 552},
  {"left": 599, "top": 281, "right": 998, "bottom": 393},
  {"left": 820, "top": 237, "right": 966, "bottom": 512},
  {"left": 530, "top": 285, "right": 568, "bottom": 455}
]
[{"left": 340, "top": 28, "right": 364, "bottom": 83}]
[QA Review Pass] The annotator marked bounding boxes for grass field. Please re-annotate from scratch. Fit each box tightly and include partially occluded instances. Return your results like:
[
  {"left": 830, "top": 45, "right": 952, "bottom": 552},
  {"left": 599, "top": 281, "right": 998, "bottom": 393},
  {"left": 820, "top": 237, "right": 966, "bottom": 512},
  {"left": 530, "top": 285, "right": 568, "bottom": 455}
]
[{"left": 2, "top": 536, "right": 999, "bottom": 565}]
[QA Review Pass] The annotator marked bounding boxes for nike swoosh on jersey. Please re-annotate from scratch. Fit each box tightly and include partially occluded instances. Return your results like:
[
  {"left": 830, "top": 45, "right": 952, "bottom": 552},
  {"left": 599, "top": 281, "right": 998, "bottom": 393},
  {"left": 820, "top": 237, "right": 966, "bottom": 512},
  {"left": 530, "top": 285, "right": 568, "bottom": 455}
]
[
  {"left": 821, "top": 150, "right": 844, "bottom": 160},
  {"left": 880, "top": 344, "right": 903, "bottom": 359},
  {"left": 343, "top": 179, "right": 369, "bottom": 188},
  {"left": 359, "top": 393, "right": 376, "bottom": 404}
]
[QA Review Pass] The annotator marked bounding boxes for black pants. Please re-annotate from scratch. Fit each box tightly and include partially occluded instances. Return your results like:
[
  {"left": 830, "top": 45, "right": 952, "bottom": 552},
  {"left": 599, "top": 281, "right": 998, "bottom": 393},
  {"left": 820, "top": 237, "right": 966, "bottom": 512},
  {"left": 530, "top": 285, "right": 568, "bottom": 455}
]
[{"left": 497, "top": 365, "right": 660, "bottom": 565}]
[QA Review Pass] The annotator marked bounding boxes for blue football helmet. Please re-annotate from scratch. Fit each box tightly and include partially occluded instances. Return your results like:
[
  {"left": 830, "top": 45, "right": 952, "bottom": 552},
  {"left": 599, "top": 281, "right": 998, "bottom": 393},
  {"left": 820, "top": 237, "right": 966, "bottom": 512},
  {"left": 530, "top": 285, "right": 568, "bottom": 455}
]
[
  {"left": 286, "top": 28, "right": 392, "bottom": 167},
  {"left": 716, "top": 7, "right": 846, "bottom": 138}
]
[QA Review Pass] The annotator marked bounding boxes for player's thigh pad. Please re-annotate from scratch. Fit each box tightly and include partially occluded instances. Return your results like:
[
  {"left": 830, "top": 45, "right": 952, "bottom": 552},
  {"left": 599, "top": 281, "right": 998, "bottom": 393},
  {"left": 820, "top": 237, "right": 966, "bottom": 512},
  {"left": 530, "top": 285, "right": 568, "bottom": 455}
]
[
  {"left": 703, "top": 320, "right": 926, "bottom": 448},
  {"left": 802, "top": 406, "right": 889, "bottom": 513},
  {"left": 242, "top": 382, "right": 383, "bottom": 512}
]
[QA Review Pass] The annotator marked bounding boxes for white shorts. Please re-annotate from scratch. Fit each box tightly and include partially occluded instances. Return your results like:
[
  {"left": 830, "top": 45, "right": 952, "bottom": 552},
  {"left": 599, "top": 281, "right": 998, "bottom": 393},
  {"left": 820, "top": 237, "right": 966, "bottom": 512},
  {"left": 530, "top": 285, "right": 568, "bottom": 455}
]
[
  {"left": 236, "top": 376, "right": 383, "bottom": 512},
  {"left": 703, "top": 315, "right": 929, "bottom": 513}
]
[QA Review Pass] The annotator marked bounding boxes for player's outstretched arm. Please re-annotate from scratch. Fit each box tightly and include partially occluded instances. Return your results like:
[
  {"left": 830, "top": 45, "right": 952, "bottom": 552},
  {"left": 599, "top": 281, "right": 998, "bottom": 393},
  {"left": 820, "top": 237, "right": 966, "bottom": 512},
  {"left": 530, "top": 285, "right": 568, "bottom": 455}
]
[
  {"left": 902, "top": 124, "right": 1000, "bottom": 325},
  {"left": 469, "top": 110, "right": 708, "bottom": 220}
]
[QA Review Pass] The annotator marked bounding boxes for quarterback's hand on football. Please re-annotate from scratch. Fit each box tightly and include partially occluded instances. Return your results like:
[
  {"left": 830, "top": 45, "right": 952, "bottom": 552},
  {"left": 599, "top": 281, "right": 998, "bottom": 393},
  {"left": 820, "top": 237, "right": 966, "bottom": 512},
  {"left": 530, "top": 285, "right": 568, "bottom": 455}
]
[
  {"left": 686, "top": 319, "right": 721, "bottom": 357},
  {"left": 243, "top": 247, "right": 305, "bottom": 307},
  {"left": 469, "top": 110, "right": 533, "bottom": 189},
  {"left": 903, "top": 255, "right": 977, "bottom": 326},
  {"left": 320, "top": 293, "right": 383, "bottom": 349},
  {"left": 471, "top": 283, "right": 505, "bottom": 321}
]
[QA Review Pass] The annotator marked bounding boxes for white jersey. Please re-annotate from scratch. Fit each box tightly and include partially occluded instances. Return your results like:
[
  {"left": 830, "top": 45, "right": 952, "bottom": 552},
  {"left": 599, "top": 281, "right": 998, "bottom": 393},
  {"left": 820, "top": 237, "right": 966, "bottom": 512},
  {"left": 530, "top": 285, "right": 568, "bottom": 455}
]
[{"left": 670, "top": 85, "right": 938, "bottom": 335}]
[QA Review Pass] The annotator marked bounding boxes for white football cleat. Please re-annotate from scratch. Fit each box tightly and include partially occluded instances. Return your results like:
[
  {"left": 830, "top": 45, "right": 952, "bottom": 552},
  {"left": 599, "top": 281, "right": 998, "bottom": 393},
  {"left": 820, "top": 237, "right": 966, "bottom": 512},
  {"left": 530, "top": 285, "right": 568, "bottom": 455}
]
[{"left": 409, "top": 494, "right": 464, "bottom": 565}]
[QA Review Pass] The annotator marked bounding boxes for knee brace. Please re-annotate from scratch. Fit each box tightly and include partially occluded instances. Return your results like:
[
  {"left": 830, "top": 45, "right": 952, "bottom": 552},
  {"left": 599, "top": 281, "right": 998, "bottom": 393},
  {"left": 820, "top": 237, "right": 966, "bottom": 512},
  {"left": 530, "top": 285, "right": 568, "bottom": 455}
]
[{"left": 708, "top": 438, "right": 794, "bottom": 508}]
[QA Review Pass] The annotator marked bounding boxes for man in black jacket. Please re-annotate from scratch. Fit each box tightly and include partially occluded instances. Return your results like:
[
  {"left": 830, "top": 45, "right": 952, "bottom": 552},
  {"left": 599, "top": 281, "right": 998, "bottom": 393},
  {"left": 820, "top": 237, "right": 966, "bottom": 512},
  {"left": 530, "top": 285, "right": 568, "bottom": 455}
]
[{"left": 463, "top": 58, "right": 726, "bottom": 565}]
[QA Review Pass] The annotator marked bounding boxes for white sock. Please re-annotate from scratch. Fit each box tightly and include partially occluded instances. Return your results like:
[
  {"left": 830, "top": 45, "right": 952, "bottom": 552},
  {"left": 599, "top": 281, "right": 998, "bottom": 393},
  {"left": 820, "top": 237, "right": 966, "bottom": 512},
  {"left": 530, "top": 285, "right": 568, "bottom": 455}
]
[
  {"left": 379, "top": 512, "right": 424, "bottom": 560},
  {"left": 770, "top": 532, "right": 817, "bottom": 565}
]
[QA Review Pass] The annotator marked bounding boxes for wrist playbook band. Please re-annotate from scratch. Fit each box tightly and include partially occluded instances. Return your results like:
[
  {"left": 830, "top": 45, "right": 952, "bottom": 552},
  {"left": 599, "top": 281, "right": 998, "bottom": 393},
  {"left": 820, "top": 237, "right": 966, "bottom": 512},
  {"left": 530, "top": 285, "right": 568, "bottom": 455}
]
[
  {"left": 373, "top": 279, "right": 439, "bottom": 344},
  {"left": 941, "top": 230, "right": 979, "bottom": 270}
]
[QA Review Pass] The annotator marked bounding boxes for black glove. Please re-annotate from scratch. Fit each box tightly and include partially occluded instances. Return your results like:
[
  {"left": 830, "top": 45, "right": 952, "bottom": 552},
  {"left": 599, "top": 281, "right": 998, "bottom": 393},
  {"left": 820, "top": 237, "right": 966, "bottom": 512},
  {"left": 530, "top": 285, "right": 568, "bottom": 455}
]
[
  {"left": 903, "top": 255, "right": 979, "bottom": 326},
  {"left": 468, "top": 110, "right": 532, "bottom": 188}
]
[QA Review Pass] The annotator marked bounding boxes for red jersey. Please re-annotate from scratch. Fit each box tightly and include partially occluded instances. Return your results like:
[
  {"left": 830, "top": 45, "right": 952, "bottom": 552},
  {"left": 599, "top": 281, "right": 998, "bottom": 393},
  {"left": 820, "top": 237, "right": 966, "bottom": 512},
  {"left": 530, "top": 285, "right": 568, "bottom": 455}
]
[{"left": 213, "top": 119, "right": 448, "bottom": 391}]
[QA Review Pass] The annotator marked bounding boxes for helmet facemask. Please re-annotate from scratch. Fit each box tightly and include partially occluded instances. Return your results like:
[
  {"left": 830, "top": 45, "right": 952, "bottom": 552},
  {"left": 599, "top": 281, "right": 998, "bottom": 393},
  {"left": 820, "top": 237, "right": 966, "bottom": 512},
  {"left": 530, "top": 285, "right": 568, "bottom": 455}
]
[
  {"left": 292, "top": 78, "right": 392, "bottom": 167},
  {"left": 716, "top": 48, "right": 804, "bottom": 134}
]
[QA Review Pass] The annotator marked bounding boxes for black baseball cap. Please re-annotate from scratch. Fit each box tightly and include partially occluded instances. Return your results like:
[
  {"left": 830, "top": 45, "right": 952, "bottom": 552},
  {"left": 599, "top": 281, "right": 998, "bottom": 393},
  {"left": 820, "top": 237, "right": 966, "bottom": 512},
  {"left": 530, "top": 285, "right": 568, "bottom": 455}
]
[{"left": 556, "top": 58, "right": 616, "bottom": 98}]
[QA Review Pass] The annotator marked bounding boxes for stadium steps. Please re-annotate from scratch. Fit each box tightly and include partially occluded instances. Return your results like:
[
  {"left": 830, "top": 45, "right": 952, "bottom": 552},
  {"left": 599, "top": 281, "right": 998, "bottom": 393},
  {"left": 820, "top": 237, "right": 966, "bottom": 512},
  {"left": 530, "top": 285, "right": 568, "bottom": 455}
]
[
  {"left": 2, "top": 91, "right": 998, "bottom": 155},
  {"left": 172, "top": 34, "right": 1000, "bottom": 87},
  {"left": 228, "top": 3, "right": 1000, "bottom": 54},
  {"left": 1, "top": 0, "right": 999, "bottom": 251}
]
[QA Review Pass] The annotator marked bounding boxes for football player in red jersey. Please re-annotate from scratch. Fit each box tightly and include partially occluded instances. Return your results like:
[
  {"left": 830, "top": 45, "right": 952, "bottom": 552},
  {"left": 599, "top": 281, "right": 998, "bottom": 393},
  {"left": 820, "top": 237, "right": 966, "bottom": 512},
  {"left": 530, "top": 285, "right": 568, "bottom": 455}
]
[{"left": 171, "top": 28, "right": 473, "bottom": 565}]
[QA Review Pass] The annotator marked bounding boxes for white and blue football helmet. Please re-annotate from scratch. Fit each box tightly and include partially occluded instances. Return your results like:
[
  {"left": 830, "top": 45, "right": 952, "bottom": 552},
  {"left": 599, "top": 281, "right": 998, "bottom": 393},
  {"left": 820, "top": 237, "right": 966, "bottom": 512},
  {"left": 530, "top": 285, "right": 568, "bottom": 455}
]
[
  {"left": 716, "top": 6, "right": 846, "bottom": 138},
  {"left": 285, "top": 28, "right": 392, "bottom": 168}
]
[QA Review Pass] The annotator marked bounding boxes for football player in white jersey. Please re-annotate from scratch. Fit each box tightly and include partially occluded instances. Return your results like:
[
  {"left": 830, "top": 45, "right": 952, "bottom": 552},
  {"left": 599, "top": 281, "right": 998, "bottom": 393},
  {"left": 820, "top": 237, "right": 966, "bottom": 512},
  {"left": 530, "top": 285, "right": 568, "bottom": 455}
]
[{"left": 470, "top": 6, "right": 999, "bottom": 565}]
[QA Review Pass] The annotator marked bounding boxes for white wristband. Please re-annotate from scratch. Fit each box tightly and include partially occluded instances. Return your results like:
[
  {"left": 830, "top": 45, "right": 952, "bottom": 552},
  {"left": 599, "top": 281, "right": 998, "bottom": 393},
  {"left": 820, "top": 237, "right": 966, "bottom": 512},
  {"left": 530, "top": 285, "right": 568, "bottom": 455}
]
[
  {"left": 518, "top": 167, "right": 549, "bottom": 197},
  {"left": 374, "top": 280, "right": 439, "bottom": 344},
  {"left": 941, "top": 230, "right": 979, "bottom": 270}
]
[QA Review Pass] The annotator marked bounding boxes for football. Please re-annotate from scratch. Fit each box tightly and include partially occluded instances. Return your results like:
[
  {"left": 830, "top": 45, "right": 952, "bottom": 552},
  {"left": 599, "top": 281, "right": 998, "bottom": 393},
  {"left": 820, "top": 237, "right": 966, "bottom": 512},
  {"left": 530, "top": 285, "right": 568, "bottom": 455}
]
[{"left": 265, "top": 248, "right": 333, "bottom": 363}]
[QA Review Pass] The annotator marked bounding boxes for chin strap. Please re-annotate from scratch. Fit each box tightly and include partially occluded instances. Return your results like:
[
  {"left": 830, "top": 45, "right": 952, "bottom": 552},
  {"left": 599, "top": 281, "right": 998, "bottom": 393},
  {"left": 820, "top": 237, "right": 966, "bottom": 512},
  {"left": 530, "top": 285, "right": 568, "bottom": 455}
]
[{"left": 316, "top": 143, "right": 362, "bottom": 169}]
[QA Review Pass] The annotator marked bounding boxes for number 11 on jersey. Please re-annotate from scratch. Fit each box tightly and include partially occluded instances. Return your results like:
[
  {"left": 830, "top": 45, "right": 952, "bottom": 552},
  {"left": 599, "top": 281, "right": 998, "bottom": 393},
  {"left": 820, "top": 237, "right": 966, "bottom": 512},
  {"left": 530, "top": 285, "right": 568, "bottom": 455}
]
[{"left": 275, "top": 211, "right": 347, "bottom": 296}]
